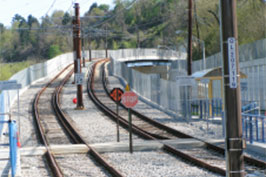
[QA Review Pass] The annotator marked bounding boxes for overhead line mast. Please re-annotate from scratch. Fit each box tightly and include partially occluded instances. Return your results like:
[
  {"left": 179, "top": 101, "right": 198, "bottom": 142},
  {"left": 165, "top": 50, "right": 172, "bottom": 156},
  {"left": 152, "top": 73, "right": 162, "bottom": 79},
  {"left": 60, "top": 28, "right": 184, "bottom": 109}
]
[
  {"left": 187, "top": 0, "right": 193, "bottom": 76},
  {"left": 221, "top": 0, "right": 244, "bottom": 176},
  {"left": 73, "top": 3, "right": 84, "bottom": 110}
]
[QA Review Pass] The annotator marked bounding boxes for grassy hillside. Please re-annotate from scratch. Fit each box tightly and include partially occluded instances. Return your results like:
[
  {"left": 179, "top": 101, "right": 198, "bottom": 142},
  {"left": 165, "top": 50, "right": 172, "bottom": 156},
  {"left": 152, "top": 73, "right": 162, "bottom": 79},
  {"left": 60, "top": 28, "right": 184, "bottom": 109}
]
[
  {"left": 0, "top": 0, "right": 264, "bottom": 63},
  {"left": 0, "top": 60, "right": 36, "bottom": 80}
]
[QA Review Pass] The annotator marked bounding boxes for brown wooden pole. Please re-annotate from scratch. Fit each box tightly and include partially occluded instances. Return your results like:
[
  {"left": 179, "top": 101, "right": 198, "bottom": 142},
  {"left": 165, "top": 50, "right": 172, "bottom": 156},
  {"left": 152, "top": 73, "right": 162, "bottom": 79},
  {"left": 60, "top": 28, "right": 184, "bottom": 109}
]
[
  {"left": 116, "top": 89, "right": 120, "bottom": 142},
  {"left": 88, "top": 31, "right": 92, "bottom": 61},
  {"left": 187, "top": 0, "right": 193, "bottom": 76},
  {"left": 105, "top": 24, "right": 108, "bottom": 58},
  {"left": 220, "top": 0, "right": 244, "bottom": 176},
  {"left": 81, "top": 28, "right": 85, "bottom": 67},
  {"left": 72, "top": 19, "right": 77, "bottom": 74},
  {"left": 74, "top": 3, "right": 84, "bottom": 110}
]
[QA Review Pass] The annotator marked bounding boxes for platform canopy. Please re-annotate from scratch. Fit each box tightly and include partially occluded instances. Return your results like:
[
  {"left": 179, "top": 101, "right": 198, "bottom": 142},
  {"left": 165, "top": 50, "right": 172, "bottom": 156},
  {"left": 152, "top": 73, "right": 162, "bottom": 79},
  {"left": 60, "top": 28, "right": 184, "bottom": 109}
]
[
  {"left": 191, "top": 67, "right": 247, "bottom": 115},
  {"left": 191, "top": 67, "right": 247, "bottom": 81}
]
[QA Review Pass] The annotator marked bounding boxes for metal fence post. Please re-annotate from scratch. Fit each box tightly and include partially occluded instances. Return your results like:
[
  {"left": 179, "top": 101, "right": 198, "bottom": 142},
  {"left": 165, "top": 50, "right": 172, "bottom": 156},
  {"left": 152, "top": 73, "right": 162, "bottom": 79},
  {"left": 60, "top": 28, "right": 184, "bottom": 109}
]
[
  {"left": 255, "top": 118, "right": 259, "bottom": 141},
  {"left": 8, "top": 120, "right": 17, "bottom": 177},
  {"left": 262, "top": 118, "right": 265, "bottom": 142},
  {"left": 222, "top": 111, "right": 225, "bottom": 137},
  {"left": 245, "top": 117, "right": 248, "bottom": 139},
  {"left": 249, "top": 116, "right": 253, "bottom": 143},
  {"left": 200, "top": 100, "right": 203, "bottom": 119},
  {"left": 242, "top": 117, "right": 245, "bottom": 139}
]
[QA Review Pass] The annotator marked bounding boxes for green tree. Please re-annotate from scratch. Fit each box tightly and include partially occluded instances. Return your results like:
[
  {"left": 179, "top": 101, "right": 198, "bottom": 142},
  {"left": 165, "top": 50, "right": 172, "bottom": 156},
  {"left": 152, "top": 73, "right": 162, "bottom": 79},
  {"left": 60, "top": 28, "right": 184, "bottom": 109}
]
[
  {"left": 62, "top": 12, "right": 71, "bottom": 25},
  {"left": 48, "top": 45, "right": 61, "bottom": 58}
]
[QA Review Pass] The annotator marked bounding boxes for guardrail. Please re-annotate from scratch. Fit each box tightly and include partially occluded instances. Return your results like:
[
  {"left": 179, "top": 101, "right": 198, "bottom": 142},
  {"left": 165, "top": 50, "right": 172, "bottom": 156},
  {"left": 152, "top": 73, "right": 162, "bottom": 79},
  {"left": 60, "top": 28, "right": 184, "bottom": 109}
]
[
  {"left": 191, "top": 99, "right": 265, "bottom": 144},
  {"left": 242, "top": 114, "right": 265, "bottom": 144},
  {"left": 109, "top": 48, "right": 187, "bottom": 62},
  {"left": 191, "top": 98, "right": 223, "bottom": 118},
  {"left": 0, "top": 52, "right": 75, "bottom": 136}
]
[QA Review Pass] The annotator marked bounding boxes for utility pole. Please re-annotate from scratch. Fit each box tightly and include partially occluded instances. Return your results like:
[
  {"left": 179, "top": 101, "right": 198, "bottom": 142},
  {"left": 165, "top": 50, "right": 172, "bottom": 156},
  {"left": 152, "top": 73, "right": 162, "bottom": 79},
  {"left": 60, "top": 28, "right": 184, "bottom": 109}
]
[
  {"left": 187, "top": 0, "right": 193, "bottom": 76},
  {"left": 136, "top": 26, "right": 140, "bottom": 48},
  {"left": 89, "top": 31, "right": 92, "bottom": 62},
  {"left": 136, "top": 3, "right": 140, "bottom": 49},
  {"left": 105, "top": 24, "right": 108, "bottom": 58},
  {"left": 72, "top": 19, "right": 77, "bottom": 74},
  {"left": 73, "top": 3, "right": 84, "bottom": 110},
  {"left": 81, "top": 24, "right": 85, "bottom": 67},
  {"left": 221, "top": 1, "right": 244, "bottom": 176}
]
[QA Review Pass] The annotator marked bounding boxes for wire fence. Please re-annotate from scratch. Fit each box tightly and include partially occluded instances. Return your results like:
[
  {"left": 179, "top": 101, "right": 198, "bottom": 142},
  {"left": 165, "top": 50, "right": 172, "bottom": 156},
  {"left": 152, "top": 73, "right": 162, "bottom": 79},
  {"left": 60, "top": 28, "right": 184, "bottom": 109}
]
[
  {"left": 0, "top": 39, "right": 265, "bottom": 143},
  {"left": 0, "top": 52, "right": 74, "bottom": 136},
  {"left": 110, "top": 39, "right": 266, "bottom": 144},
  {"left": 192, "top": 38, "right": 266, "bottom": 111}
]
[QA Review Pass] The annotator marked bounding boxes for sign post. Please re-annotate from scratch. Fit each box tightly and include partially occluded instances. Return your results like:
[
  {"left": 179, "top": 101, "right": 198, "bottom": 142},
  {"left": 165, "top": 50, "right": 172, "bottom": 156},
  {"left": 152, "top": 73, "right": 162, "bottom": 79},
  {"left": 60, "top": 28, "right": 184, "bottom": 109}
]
[
  {"left": 121, "top": 85, "right": 138, "bottom": 153},
  {"left": 110, "top": 88, "right": 124, "bottom": 142}
]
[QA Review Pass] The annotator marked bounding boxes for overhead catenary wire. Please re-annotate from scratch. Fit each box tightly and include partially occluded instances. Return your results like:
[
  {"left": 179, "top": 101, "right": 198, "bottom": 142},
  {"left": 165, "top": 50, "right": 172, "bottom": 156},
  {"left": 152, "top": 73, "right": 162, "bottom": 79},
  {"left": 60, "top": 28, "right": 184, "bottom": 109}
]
[
  {"left": 87, "top": 0, "right": 138, "bottom": 28},
  {"left": 45, "top": 0, "right": 57, "bottom": 16}
]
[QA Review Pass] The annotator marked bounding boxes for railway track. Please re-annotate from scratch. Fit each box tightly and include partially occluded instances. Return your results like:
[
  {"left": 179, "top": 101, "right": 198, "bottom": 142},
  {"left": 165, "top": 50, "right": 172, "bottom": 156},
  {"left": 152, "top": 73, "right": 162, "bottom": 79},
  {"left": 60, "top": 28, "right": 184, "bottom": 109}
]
[
  {"left": 88, "top": 59, "right": 266, "bottom": 176},
  {"left": 33, "top": 63, "right": 124, "bottom": 177}
]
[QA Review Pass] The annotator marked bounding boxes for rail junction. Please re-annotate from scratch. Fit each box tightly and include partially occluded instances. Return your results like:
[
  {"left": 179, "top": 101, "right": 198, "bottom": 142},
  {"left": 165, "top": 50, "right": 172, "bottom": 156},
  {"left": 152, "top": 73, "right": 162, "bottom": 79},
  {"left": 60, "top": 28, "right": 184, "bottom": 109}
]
[
  {"left": 0, "top": 57, "right": 265, "bottom": 177},
  {"left": 0, "top": 1, "right": 266, "bottom": 177}
]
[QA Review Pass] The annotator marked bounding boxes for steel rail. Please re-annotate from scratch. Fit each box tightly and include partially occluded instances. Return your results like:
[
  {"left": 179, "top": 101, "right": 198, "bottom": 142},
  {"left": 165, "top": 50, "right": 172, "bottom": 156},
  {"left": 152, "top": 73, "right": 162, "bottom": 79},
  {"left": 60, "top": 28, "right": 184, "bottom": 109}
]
[
  {"left": 87, "top": 59, "right": 157, "bottom": 140},
  {"left": 101, "top": 61, "right": 266, "bottom": 171},
  {"left": 88, "top": 60, "right": 227, "bottom": 176},
  {"left": 33, "top": 64, "right": 73, "bottom": 177},
  {"left": 53, "top": 61, "right": 125, "bottom": 177}
]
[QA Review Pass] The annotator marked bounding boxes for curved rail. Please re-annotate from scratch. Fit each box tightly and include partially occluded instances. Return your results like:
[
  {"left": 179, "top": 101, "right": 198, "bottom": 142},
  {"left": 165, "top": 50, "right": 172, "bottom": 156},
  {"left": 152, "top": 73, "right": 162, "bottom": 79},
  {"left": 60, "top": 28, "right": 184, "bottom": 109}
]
[
  {"left": 53, "top": 61, "right": 124, "bottom": 177},
  {"left": 33, "top": 62, "right": 124, "bottom": 177},
  {"left": 32, "top": 64, "right": 73, "bottom": 177},
  {"left": 102, "top": 61, "right": 266, "bottom": 170},
  {"left": 88, "top": 59, "right": 227, "bottom": 175},
  {"left": 91, "top": 59, "right": 266, "bottom": 175},
  {"left": 87, "top": 59, "right": 156, "bottom": 140},
  {"left": 103, "top": 68, "right": 266, "bottom": 169}
]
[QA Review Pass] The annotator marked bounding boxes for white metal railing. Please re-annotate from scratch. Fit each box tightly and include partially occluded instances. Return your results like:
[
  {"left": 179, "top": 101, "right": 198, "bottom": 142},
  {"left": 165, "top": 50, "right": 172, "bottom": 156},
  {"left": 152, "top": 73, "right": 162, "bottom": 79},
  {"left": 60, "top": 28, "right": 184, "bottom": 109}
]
[
  {"left": 0, "top": 52, "right": 75, "bottom": 136},
  {"left": 108, "top": 48, "right": 186, "bottom": 62}
]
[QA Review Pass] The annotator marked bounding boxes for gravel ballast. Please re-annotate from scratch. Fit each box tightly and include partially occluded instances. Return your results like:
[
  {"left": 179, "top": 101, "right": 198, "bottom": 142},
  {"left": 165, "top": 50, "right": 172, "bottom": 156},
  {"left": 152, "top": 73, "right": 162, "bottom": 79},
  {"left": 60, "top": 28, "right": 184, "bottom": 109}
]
[
  {"left": 102, "top": 150, "right": 222, "bottom": 177},
  {"left": 3, "top": 61, "right": 264, "bottom": 177}
]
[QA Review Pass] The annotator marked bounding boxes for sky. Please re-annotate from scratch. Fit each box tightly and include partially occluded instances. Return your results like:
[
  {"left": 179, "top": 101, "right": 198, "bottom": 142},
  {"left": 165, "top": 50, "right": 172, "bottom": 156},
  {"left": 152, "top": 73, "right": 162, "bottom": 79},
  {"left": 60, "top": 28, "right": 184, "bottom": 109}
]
[{"left": 0, "top": 0, "right": 114, "bottom": 27}]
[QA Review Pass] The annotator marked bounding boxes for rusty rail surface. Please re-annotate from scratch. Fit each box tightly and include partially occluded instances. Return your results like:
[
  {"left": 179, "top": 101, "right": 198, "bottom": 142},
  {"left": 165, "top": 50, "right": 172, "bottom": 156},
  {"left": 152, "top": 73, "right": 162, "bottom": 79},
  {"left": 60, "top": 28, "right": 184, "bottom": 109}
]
[
  {"left": 89, "top": 59, "right": 266, "bottom": 176},
  {"left": 33, "top": 64, "right": 73, "bottom": 177},
  {"left": 88, "top": 60, "right": 226, "bottom": 175},
  {"left": 33, "top": 62, "right": 124, "bottom": 177},
  {"left": 54, "top": 61, "right": 124, "bottom": 177}
]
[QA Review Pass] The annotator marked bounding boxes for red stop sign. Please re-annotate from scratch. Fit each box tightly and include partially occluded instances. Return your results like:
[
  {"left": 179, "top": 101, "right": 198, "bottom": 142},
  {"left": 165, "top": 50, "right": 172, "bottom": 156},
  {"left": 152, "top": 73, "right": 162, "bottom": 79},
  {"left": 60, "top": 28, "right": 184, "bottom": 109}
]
[{"left": 121, "top": 91, "right": 138, "bottom": 108}]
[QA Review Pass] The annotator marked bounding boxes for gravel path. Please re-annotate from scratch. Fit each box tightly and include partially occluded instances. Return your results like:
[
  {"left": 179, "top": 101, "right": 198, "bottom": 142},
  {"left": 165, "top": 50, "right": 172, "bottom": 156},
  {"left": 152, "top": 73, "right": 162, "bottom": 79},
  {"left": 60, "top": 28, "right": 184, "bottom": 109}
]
[
  {"left": 2, "top": 80, "right": 47, "bottom": 148},
  {"left": 9, "top": 69, "right": 68, "bottom": 148},
  {"left": 102, "top": 150, "right": 222, "bottom": 177}
]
